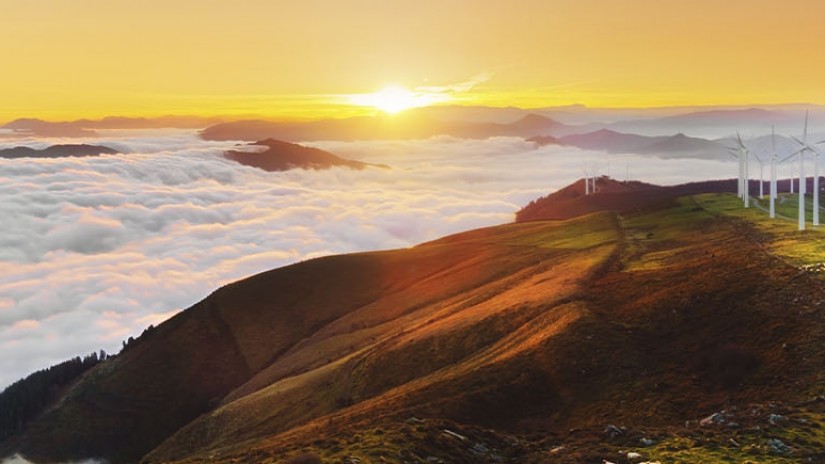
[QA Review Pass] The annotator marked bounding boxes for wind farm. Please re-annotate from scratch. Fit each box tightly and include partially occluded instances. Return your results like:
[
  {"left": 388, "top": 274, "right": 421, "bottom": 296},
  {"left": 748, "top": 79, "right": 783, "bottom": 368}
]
[{"left": 721, "top": 112, "right": 825, "bottom": 231}]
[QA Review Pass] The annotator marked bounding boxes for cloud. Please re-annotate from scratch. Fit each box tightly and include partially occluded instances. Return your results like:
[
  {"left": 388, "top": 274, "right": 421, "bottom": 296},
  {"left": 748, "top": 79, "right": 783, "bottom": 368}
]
[
  {"left": 0, "top": 130, "right": 736, "bottom": 389},
  {"left": 417, "top": 71, "right": 493, "bottom": 94}
]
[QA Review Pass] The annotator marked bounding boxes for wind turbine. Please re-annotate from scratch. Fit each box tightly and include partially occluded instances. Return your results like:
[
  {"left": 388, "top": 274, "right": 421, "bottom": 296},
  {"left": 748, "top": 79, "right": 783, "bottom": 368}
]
[
  {"left": 735, "top": 132, "right": 751, "bottom": 208},
  {"left": 586, "top": 161, "right": 599, "bottom": 194},
  {"left": 752, "top": 153, "right": 765, "bottom": 199},
  {"left": 590, "top": 164, "right": 599, "bottom": 195},
  {"left": 790, "top": 118, "right": 825, "bottom": 226},
  {"left": 781, "top": 111, "right": 813, "bottom": 230},
  {"left": 769, "top": 126, "right": 778, "bottom": 219},
  {"left": 582, "top": 166, "right": 591, "bottom": 195}
]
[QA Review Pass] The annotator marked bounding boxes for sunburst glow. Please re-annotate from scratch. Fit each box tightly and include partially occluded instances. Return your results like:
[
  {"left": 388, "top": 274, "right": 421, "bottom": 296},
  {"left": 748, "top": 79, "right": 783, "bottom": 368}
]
[{"left": 348, "top": 85, "right": 448, "bottom": 114}]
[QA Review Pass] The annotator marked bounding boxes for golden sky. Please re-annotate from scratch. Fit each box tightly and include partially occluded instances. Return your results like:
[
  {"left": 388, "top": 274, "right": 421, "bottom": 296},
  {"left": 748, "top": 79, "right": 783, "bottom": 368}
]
[{"left": 3, "top": 0, "right": 825, "bottom": 120}]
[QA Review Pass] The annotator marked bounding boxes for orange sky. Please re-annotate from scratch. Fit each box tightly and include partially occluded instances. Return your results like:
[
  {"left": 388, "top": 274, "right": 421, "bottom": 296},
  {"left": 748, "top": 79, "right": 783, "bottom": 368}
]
[{"left": 3, "top": 0, "right": 825, "bottom": 120}]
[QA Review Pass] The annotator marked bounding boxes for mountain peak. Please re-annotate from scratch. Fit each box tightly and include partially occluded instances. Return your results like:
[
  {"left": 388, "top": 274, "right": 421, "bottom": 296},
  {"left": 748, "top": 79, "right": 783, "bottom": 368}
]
[
  {"left": 225, "top": 139, "right": 379, "bottom": 171},
  {"left": 512, "top": 113, "right": 558, "bottom": 127}
]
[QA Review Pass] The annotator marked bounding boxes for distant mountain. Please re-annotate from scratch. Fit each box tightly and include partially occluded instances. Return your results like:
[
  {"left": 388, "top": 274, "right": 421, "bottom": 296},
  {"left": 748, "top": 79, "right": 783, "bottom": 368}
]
[
  {"left": 526, "top": 135, "right": 563, "bottom": 146},
  {"left": 655, "top": 108, "right": 782, "bottom": 126},
  {"left": 506, "top": 113, "right": 561, "bottom": 134},
  {"left": 635, "top": 133, "right": 728, "bottom": 157},
  {"left": 559, "top": 129, "right": 728, "bottom": 159},
  {"left": 606, "top": 107, "right": 820, "bottom": 137},
  {"left": 2, "top": 119, "right": 98, "bottom": 138},
  {"left": 1, "top": 116, "right": 225, "bottom": 138},
  {"left": 201, "top": 113, "right": 572, "bottom": 142},
  {"left": 560, "top": 129, "right": 656, "bottom": 152},
  {"left": 225, "top": 139, "right": 383, "bottom": 171},
  {"left": 715, "top": 133, "right": 802, "bottom": 159},
  {"left": 77, "top": 115, "right": 225, "bottom": 129},
  {"left": 0, "top": 144, "right": 117, "bottom": 158}
]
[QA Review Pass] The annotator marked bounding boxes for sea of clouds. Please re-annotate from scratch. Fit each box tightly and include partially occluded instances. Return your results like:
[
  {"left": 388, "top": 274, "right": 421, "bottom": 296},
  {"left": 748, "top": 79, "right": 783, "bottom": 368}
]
[{"left": 0, "top": 130, "right": 735, "bottom": 388}]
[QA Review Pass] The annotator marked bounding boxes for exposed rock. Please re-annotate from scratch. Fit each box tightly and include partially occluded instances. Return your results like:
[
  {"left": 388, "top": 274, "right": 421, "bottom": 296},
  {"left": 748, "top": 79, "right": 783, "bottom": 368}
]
[
  {"left": 699, "top": 412, "right": 726, "bottom": 427},
  {"left": 767, "top": 438, "right": 791, "bottom": 455},
  {"left": 441, "top": 429, "right": 467, "bottom": 442},
  {"left": 604, "top": 424, "right": 624, "bottom": 438}
]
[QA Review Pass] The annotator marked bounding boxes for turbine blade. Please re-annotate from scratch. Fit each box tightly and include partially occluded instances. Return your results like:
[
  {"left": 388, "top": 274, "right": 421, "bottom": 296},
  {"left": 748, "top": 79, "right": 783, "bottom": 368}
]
[
  {"left": 781, "top": 148, "right": 804, "bottom": 163},
  {"left": 735, "top": 131, "right": 743, "bottom": 148},
  {"left": 804, "top": 110, "right": 809, "bottom": 143}
]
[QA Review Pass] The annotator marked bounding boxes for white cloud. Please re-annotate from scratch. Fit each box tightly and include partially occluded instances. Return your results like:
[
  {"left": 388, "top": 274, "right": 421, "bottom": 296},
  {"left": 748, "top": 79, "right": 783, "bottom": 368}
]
[{"left": 0, "top": 130, "right": 736, "bottom": 389}]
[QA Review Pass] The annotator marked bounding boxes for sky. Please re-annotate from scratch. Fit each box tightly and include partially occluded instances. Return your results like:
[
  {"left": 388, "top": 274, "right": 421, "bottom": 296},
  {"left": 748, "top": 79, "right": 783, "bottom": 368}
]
[{"left": 3, "top": 0, "right": 825, "bottom": 120}]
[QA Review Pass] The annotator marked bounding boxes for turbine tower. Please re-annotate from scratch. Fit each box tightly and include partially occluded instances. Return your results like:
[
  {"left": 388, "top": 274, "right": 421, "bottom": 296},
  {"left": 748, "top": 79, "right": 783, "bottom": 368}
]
[
  {"left": 782, "top": 111, "right": 812, "bottom": 230},
  {"left": 753, "top": 153, "right": 765, "bottom": 199},
  {"left": 735, "top": 133, "right": 750, "bottom": 208},
  {"left": 769, "top": 126, "right": 778, "bottom": 219},
  {"left": 791, "top": 123, "right": 825, "bottom": 226},
  {"left": 790, "top": 162, "right": 795, "bottom": 194}
]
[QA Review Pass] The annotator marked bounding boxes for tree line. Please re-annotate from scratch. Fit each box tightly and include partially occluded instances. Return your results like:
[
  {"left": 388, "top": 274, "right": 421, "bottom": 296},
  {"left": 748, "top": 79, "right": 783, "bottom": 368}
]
[{"left": 0, "top": 351, "right": 107, "bottom": 440}]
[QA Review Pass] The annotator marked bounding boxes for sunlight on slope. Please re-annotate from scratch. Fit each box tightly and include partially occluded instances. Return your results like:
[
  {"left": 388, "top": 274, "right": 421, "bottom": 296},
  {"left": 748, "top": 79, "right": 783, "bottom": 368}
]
[{"left": 144, "top": 212, "right": 623, "bottom": 462}]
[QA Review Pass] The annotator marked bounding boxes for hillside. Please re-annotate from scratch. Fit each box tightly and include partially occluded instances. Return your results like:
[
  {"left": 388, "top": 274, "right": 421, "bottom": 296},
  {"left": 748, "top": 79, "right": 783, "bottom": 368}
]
[
  {"left": 5, "top": 183, "right": 825, "bottom": 464},
  {"left": 224, "top": 139, "right": 381, "bottom": 171}
]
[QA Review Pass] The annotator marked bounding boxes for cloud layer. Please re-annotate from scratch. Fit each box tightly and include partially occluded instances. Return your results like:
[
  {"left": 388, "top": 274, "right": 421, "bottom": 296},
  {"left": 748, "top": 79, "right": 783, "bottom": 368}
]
[{"left": 0, "top": 131, "right": 735, "bottom": 389}]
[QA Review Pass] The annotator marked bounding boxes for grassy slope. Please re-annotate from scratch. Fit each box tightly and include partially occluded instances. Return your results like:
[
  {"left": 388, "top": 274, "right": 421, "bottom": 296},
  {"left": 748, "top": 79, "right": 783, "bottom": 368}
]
[
  {"left": 143, "top": 213, "right": 623, "bottom": 462},
  {"left": 22, "top": 219, "right": 612, "bottom": 464},
  {"left": 146, "top": 194, "right": 825, "bottom": 464}
]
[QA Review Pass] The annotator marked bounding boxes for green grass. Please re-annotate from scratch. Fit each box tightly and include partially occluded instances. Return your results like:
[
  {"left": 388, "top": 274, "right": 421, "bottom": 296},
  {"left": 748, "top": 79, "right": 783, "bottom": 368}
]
[
  {"left": 501, "top": 211, "right": 620, "bottom": 250},
  {"left": 638, "top": 409, "right": 825, "bottom": 464},
  {"left": 694, "top": 193, "right": 825, "bottom": 268}
]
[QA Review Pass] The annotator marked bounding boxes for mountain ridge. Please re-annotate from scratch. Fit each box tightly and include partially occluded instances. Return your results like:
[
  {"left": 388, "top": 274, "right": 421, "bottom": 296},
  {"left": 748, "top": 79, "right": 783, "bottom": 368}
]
[
  {"left": 0, "top": 144, "right": 117, "bottom": 159},
  {"left": 224, "top": 139, "right": 383, "bottom": 171}
]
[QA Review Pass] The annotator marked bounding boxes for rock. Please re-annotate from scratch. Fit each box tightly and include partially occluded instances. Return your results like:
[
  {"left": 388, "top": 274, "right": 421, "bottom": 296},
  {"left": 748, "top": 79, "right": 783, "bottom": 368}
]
[
  {"left": 441, "top": 429, "right": 467, "bottom": 442},
  {"left": 699, "top": 412, "right": 725, "bottom": 427},
  {"left": 767, "top": 438, "right": 791, "bottom": 455},
  {"left": 768, "top": 414, "right": 785, "bottom": 426},
  {"left": 639, "top": 437, "right": 655, "bottom": 446},
  {"left": 604, "top": 424, "right": 624, "bottom": 438},
  {"left": 627, "top": 451, "right": 644, "bottom": 461},
  {"left": 469, "top": 443, "right": 489, "bottom": 455},
  {"left": 404, "top": 417, "right": 424, "bottom": 424},
  {"left": 549, "top": 445, "right": 565, "bottom": 454}
]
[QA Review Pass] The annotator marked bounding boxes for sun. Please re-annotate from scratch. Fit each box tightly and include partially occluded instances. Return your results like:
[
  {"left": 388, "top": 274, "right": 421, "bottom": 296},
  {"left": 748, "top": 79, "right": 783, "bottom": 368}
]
[{"left": 348, "top": 85, "right": 447, "bottom": 114}]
